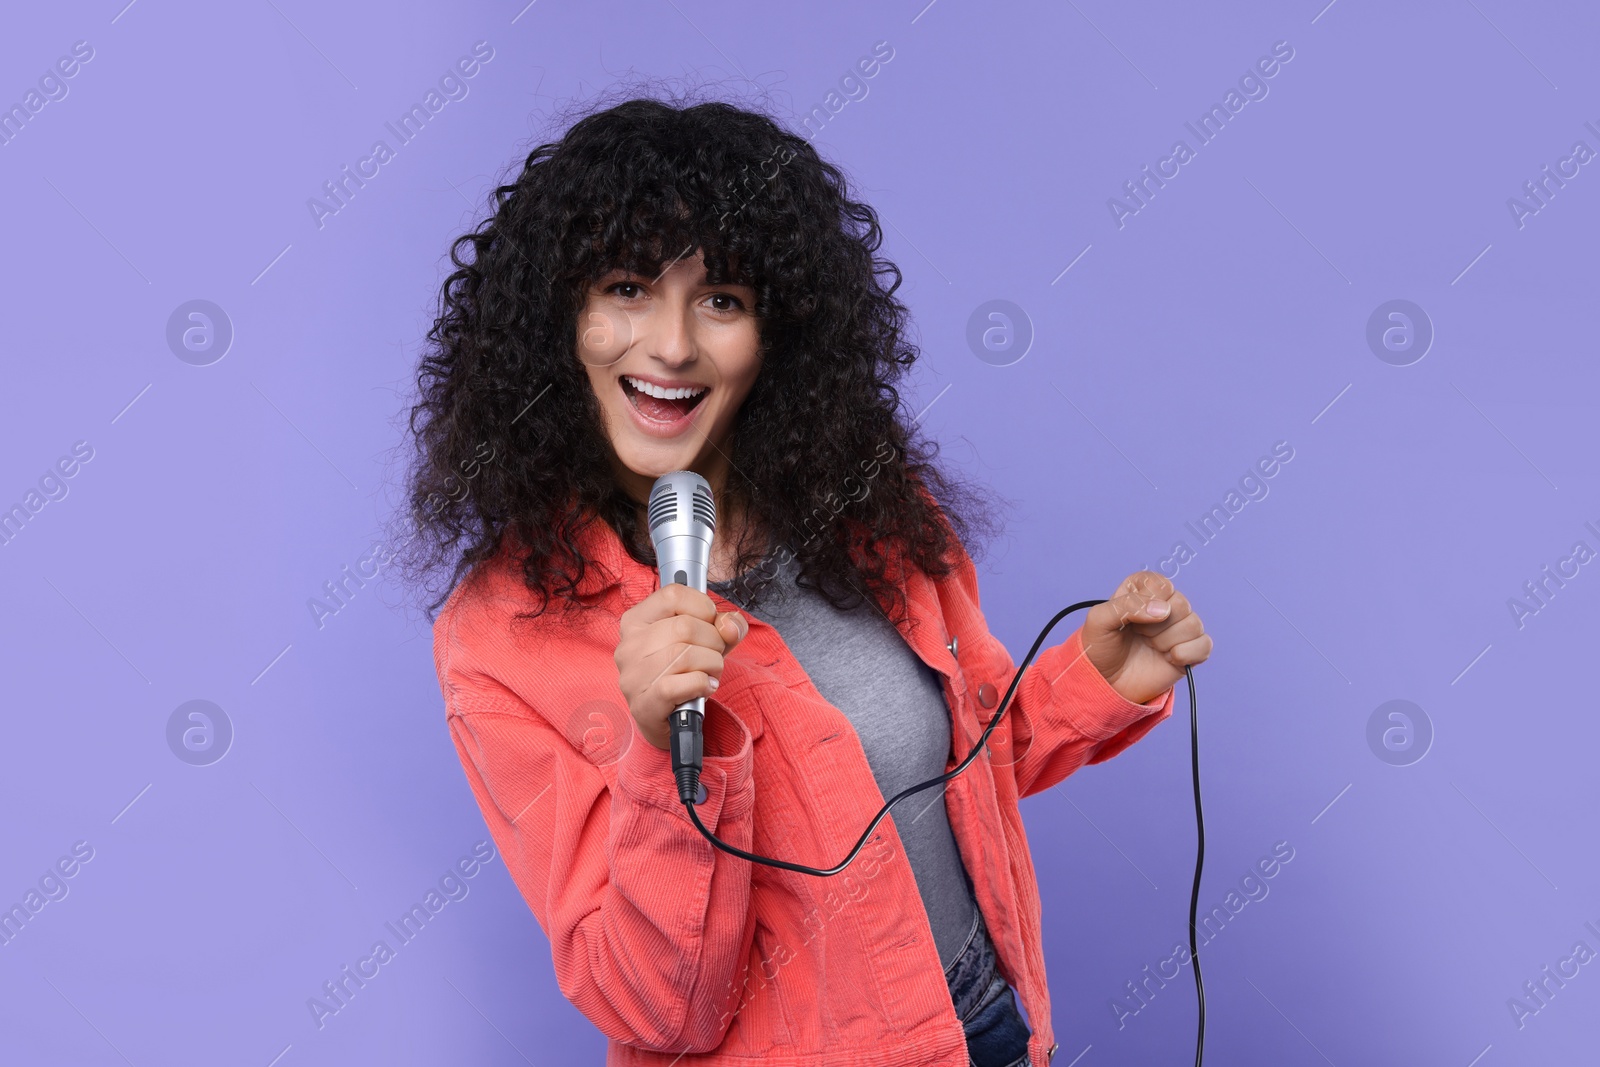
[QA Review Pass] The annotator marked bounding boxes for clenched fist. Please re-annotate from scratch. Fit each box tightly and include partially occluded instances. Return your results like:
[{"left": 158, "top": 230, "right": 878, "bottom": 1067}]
[
  {"left": 615, "top": 583, "right": 749, "bottom": 750},
  {"left": 1080, "top": 571, "right": 1212, "bottom": 705}
]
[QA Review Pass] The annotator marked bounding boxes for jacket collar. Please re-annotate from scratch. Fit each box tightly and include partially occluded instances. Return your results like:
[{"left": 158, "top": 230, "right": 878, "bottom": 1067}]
[{"left": 562, "top": 505, "right": 650, "bottom": 600}]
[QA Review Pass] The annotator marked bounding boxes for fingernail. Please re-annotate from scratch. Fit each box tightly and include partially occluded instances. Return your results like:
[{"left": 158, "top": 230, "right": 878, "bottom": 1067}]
[
  {"left": 1148, "top": 599, "right": 1169, "bottom": 617},
  {"left": 708, "top": 677, "right": 720, "bottom": 691}
]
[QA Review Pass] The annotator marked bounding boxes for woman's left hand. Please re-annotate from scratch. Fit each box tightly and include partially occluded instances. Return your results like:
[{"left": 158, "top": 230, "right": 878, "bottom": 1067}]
[{"left": 1079, "top": 570, "right": 1212, "bottom": 705}]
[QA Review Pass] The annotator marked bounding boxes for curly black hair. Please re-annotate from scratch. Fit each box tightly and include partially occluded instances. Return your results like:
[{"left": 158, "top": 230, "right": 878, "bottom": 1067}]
[{"left": 396, "top": 91, "right": 1001, "bottom": 625}]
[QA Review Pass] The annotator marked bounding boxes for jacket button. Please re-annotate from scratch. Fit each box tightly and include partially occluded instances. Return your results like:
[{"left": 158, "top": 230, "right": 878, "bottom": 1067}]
[
  {"left": 946, "top": 635, "right": 959, "bottom": 659},
  {"left": 977, "top": 682, "right": 998, "bottom": 709},
  {"left": 1048, "top": 1042, "right": 1059, "bottom": 1061}
]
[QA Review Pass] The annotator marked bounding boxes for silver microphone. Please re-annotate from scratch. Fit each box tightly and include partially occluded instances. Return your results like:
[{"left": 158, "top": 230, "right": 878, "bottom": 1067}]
[{"left": 647, "top": 470, "right": 716, "bottom": 803}]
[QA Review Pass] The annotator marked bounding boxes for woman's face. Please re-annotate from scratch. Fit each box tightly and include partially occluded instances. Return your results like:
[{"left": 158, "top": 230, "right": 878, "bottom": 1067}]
[{"left": 577, "top": 254, "right": 761, "bottom": 504}]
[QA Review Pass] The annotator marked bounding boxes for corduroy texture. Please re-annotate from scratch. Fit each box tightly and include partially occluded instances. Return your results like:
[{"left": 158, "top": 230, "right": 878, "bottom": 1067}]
[{"left": 434, "top": 513, "right": 1173, "bottom": 1066}]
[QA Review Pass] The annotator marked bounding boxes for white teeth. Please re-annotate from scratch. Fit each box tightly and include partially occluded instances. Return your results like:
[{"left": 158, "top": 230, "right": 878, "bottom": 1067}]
[{"left": 624, "top": 375, "right": 707, "bottom": 401}]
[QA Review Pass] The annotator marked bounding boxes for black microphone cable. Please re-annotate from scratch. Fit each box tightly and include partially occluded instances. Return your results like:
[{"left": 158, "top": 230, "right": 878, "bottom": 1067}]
[{"left": 679, "top": 598, "right": 1207, "bottom": 1066}]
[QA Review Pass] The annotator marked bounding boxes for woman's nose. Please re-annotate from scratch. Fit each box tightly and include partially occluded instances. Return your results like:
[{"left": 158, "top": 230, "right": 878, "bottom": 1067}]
[{"left": 642, "top": 302, "right": 695, "bottom": 366}]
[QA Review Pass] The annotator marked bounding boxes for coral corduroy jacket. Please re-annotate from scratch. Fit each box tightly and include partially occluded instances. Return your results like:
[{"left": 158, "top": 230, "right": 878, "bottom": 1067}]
[{"left": 433, "top": 512, "right": 1173, "bottom": 1066}]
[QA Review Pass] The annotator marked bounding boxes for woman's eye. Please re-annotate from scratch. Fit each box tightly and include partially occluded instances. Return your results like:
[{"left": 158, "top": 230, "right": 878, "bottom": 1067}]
[
  {"left": 607, "top": 282, "right": 643, "bottom": 299},
  {"left": 707, "top": 293, "right": 744, "bottom": 312}
]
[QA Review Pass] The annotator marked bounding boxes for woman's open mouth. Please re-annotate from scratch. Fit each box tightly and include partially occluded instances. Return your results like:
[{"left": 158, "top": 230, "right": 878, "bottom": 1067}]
[{"left": 620, "top": 374, "right": 710, "bottom": 435}]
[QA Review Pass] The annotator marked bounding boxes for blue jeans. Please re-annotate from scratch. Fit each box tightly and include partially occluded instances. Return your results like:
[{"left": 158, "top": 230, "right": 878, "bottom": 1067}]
[{"left": 945, "top": 912, "right": 1032, "bottom": 1067}]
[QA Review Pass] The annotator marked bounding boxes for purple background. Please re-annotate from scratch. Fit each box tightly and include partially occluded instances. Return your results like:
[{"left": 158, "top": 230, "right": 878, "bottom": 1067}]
[{"left": 2, "top": 1, "right": 1595, "bottom": 1064}]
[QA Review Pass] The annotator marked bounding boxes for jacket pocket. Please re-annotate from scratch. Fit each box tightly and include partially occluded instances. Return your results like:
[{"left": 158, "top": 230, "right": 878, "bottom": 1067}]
[{"left": 722, "top": 916, "right": 798, "bottom": 1053}]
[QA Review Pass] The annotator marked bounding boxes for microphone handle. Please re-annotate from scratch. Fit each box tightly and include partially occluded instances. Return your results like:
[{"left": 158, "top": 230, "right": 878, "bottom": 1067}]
[
  {"left": 670, "top": 701, "right": 704, "bottom": 804},
  {"left": 651, "top": 483, "right": 712, "bottom": 805},
  {"left": 664, "top": 570, "right": 706, "bottom": 804}
]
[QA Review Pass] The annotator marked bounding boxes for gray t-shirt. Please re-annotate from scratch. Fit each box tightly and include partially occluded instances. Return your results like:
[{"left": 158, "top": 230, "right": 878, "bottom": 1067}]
[{"left": 710, "top": 546, "right": 980, "bottom": 969}]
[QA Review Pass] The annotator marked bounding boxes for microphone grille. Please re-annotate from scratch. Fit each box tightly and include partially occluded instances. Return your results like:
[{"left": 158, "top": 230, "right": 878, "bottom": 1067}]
[
  {"left": 647, "top": 479, "right": 678, "bottom": 530},
  {"left": 646, "top": 471, "right": 715, "bottom": 533},
  {"left": 692, "top": 483, "right": 716, "bottom": 531},
  {"left": 646, "top": 470, "right": 716, "bottom": 534}
]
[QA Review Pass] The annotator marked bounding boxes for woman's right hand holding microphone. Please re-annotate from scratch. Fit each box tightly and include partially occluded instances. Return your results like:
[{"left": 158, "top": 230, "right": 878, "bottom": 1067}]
[{"left": 615, "top": 584, "right": 749, "bottom": 750}]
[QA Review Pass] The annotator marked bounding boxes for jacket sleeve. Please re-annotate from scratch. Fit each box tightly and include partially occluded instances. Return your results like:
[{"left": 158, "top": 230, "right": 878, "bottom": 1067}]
[
  {"left": 940, "top": 536, "right": 1176, "bottom": 799},
  {"left": 436, "top": 595, "right": 759, "bottom": 1054},
  {"left": 996, "top": 624, "right": 1175, "bottom": 798}
]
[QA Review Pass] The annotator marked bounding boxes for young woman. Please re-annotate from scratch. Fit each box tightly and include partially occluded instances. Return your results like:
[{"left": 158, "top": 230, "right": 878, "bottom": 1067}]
[{"left": 403, "top": 97, "right": 1211, "bottom": 1067}]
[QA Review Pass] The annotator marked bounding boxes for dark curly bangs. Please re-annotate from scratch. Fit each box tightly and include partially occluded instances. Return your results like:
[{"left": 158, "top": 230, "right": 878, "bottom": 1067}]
[{"left": 397, "top": 92, "right": 1001, "bottom": 625}]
